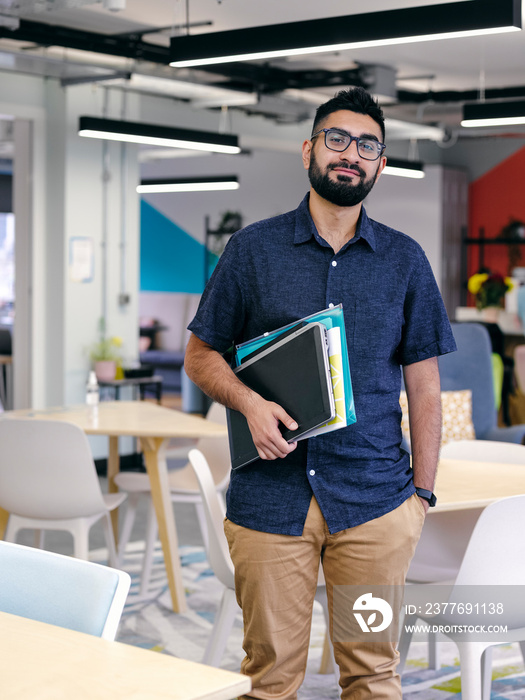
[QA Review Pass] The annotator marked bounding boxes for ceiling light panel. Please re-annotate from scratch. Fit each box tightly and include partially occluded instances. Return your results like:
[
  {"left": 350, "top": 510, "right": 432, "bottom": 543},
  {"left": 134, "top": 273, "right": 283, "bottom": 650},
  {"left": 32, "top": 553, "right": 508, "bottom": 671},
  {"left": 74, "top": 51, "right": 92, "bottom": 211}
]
[
  {"left": 170, "top": 0, "right": 521, "bottom": 67},
  {"left": 383, "top": 158, "right": 425, "bottom": 178},
  {"left": 78, "top": 116, "right": 241, "bottom": 154},
  {"left": 461, "top": 99, "right": 525, "bottom": 127},
  {"left": 137, "top": 176, "right": 239, "bottom": 193}
]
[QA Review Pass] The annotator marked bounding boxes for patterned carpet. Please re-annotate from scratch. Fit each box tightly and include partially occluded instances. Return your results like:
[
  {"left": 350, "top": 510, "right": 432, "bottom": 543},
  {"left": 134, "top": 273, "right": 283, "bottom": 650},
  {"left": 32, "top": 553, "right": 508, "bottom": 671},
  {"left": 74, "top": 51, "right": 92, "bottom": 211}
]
[{"left": 111, "top": 543, "right": 525, "bottom": 699}]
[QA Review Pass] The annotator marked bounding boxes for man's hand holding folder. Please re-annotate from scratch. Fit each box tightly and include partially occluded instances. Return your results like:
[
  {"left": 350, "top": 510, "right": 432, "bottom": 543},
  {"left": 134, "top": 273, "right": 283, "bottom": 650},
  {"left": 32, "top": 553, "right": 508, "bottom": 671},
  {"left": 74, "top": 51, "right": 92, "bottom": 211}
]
[
  {"left": 242, "top": 393, "right": 299, "bottom": 461},
  {"left": 227, "top": 322, "right": 337, "bottom": 469},
  {"left": 184, "top": 333, "right": 300, "bottom": 461}
]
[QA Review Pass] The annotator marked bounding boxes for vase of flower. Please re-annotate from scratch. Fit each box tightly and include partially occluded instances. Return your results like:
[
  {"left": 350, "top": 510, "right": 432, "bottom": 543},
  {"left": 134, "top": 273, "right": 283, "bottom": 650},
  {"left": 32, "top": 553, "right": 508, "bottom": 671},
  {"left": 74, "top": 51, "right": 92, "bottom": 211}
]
[
  {"left": 89, "top": 319, "right": 123, "bottom": 382},
  {"left": 94, "top": 360, "right": 117, "bottom": 381},
  {"left": 482, "top": 306, "right": 501, "bottom": 323},
  {"left": 467, "top": 271, "right": 514, "bottom": 315}
]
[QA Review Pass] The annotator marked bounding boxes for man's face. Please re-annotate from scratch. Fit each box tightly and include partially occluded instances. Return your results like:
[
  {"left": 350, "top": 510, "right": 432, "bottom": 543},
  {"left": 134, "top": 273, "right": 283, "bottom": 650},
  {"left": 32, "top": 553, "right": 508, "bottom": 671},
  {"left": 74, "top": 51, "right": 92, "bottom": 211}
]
[{"left": 302, "top": 110, "right": 386, "bottom": 207}]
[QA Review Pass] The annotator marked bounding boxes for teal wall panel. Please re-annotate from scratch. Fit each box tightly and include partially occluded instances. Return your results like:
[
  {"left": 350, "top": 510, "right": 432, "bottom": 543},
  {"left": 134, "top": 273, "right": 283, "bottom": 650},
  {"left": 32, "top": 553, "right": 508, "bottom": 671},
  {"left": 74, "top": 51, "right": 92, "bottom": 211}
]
[{"left": 140, "top": 199, "right": 210, "bottom": 293}]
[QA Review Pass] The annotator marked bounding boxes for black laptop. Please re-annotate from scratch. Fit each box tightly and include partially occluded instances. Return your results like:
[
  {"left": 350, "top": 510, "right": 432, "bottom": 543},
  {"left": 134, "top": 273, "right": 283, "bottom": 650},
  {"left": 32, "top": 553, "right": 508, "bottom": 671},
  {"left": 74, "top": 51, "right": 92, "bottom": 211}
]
[{"left": 227, "top": 322, "right": 335, "bottom": 470}]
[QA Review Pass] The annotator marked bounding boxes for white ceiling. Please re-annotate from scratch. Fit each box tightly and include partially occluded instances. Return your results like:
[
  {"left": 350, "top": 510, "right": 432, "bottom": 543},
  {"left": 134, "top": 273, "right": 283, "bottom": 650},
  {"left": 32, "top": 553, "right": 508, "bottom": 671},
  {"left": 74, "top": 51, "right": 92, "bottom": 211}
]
[{"left": 1, "top": 0, "right": 525, "bottom": 138}]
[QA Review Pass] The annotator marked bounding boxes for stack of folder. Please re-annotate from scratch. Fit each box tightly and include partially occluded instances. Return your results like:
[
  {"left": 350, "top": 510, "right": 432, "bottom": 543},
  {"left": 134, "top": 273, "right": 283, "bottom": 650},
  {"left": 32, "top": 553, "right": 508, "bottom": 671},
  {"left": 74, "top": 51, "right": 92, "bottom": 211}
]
[{"left": 227, "top": 305, "right": 356, "bottom": 469}]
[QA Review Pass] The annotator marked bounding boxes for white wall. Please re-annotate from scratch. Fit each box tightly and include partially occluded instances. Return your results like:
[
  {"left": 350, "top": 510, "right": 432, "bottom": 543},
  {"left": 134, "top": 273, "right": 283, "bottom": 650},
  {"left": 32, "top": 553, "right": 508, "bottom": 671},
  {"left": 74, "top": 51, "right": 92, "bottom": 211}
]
[
  {"left": 366, "top": 165, "right": 444, "bottom": 285},
  {"left": 0, "top": 74, "right": 141, "bottom": 463},
  {"left": 61, "top": 85, "right": 140, "bottom": 406},
  {"left": 140, "top": 148, "right": 309, "bottom": 243}
]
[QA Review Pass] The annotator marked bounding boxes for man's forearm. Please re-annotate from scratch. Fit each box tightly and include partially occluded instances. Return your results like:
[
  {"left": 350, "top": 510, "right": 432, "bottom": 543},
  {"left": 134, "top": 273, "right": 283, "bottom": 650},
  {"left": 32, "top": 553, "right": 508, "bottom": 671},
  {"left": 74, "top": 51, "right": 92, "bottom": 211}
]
[
  {"left": 408, "top": 389, "right": 442, "bottom": 491},
  {"left": 403, "top": 357, "right": 442, "bottom": 496},
  {"left": 184, "top": 333, "right": 258, "bottom": 414}
]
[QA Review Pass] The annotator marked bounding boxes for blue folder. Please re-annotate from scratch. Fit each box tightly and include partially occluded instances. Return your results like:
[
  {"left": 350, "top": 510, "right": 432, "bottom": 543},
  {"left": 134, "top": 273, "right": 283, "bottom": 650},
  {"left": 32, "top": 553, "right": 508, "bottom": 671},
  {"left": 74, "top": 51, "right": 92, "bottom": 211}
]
[{"left": 234, "top": 304, "right": 356, "bottom": 426}]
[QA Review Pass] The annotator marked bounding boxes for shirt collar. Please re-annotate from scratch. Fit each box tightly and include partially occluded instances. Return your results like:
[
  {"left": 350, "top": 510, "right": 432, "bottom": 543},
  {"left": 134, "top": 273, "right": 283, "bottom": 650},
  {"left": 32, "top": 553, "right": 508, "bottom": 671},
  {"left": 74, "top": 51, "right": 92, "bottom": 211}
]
[{"left": 294, "top": 193, "right": 377, "bottom": 252}]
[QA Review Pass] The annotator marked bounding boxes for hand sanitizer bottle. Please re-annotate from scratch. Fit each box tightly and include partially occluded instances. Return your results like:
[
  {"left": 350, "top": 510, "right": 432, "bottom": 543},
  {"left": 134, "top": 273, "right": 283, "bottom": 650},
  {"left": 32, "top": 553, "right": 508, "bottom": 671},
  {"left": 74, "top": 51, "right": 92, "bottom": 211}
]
[{"left": 86, "top": 371, "right": 100, "bottom": 406}]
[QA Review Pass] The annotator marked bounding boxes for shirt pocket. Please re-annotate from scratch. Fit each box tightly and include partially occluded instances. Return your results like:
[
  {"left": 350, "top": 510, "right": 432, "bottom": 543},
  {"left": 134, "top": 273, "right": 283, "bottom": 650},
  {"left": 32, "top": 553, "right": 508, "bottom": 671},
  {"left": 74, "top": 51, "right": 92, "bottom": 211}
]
[{"left": 352, "top": 299, "right": 403, "bottom": 359}]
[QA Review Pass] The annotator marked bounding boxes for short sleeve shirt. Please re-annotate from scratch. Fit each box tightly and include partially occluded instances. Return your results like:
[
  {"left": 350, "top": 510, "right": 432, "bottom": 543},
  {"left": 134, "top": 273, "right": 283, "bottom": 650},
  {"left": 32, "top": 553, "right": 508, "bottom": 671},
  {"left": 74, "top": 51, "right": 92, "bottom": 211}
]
[{"left": 188, "top": 194, "right": 456, "bottom": 535}]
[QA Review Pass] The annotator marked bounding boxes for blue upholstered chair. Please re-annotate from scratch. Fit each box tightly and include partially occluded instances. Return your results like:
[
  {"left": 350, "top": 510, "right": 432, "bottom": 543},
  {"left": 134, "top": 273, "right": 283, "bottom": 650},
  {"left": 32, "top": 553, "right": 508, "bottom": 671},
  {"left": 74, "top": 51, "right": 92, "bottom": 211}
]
[
  {"left": 0, "top": 540, "right": 130, "bottom": 640},
  {"left": 439, "top": 323, "right": 525, "bottom": 444}
]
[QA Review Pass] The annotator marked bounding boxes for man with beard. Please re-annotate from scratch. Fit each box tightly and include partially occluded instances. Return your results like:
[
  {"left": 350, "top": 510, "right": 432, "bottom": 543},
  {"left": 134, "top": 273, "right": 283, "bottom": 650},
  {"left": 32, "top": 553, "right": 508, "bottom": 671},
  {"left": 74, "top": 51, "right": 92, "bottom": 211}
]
[{"left": 185, "top": 87, "right": 456, "bottom": 699}]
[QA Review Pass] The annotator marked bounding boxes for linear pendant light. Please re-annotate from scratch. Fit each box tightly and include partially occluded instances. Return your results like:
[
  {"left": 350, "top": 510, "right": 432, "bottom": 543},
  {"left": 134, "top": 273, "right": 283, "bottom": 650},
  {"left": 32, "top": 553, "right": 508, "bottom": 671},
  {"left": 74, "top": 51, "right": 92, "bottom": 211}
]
[
  {"left": 461, "top": 99, "right": 525, "bottom": 127},
  {"left": 383, "top": 159, "right": 425, "bottom": 179},
  {"left": 137, "top": 176, "right": 240, "bottom": 193},
  {"left": 169, "top": 0, "right": 521, "bottom": 68},
  {"left": 78, "top": 117, "right": 241, "bottom": 154}
]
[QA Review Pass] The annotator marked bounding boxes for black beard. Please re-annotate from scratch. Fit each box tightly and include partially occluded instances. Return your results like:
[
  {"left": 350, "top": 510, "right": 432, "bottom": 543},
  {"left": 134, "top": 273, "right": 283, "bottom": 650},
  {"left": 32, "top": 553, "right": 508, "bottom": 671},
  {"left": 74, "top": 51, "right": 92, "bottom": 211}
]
[{"left": 308, "top": 154, "right": 379, "bottom": 207}]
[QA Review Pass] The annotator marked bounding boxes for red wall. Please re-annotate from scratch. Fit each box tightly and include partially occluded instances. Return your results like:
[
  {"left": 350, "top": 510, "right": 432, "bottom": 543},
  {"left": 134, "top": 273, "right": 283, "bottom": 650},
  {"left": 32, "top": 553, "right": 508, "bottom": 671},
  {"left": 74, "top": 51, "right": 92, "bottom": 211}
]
[{"left": 468, "top": 145, "right": 525, "bottom": 287}]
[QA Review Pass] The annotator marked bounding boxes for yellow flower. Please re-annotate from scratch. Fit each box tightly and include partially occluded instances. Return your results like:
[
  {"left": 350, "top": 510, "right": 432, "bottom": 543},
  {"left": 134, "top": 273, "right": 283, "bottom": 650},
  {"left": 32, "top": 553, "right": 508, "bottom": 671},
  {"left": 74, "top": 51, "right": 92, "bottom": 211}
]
[
  {"left": 110, "top": 336, "right": 123, "bottom": 348},
  {"left": 467, "top": 273, "right": 489, "bottom": 295},
  {"left": 504, "top": 277, "right": 514, "bottom": 292}
]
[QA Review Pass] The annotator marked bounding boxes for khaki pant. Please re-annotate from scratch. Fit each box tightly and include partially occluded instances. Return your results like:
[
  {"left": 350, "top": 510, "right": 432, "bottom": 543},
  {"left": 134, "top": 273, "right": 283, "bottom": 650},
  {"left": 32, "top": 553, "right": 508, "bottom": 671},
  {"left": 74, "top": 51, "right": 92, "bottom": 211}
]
[{"left": 224, "top": 493, "right": 425, "bottom": 700}]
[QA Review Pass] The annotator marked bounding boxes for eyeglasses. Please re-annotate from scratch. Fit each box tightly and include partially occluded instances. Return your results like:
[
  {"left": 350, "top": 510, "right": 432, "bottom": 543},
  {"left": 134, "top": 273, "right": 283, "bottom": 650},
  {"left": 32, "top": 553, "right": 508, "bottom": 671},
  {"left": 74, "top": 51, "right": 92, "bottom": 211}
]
[{"left": 311, "top": 128, "right": 386, "bottom": 161}]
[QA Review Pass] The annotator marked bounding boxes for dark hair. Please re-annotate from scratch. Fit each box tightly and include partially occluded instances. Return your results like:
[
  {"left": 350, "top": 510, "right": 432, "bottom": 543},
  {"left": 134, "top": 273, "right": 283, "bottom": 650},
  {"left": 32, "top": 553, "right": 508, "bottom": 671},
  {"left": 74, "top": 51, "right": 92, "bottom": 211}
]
[{"left": 312, "top": 87, "right": 385, "bottom": 142}]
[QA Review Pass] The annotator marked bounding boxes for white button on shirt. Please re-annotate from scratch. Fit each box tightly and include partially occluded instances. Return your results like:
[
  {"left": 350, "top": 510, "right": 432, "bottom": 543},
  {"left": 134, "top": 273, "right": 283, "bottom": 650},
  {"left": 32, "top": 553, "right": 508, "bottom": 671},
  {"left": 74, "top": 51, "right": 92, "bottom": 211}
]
[
  {"left": 331, "top": 260, "right": 337, "bottom": 267},
  {"left": 309, "top": 469, "right": 315, "bottom": 476}
]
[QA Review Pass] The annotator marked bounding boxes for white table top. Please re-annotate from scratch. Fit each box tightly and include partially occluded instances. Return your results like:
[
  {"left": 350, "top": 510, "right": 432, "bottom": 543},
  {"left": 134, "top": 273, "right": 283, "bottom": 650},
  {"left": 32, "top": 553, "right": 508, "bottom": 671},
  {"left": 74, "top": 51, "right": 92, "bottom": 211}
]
[
  {"left": 434, "top": 458, "right": 525, "bottom": 512},
  {"left": 0, "top": 611, "right": 251, "bottom": 700},
  {"left": 2, "top": 401, "right": 228, "bottom": 440}
]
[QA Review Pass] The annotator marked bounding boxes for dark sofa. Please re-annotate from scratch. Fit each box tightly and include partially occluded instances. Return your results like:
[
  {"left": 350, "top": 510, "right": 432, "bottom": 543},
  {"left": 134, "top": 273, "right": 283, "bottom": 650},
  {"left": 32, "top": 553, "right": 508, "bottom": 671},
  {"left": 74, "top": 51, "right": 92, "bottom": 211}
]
[{"left": 139, "top": 349, "right": 185, "bottom": 394}]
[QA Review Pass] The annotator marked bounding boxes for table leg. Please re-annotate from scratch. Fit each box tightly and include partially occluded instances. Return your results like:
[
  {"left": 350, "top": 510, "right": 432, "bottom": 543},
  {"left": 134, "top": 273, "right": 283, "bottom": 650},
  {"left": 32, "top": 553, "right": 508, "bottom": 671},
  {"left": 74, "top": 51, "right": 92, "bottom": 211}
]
[
  {"left": 0, "top": 506, "right": 9, "bottom": 539},
  {"left": 0, "top": 365, "right": 6, "bottom": 408},
  {"left": 142, "top": 436, "right": 187, "bottom": 613},
  {"left": 107, "top": 436, "right": 120, "bottom": 540},
  {"left": 6, "top": 363, "right": 13, "bottom": 410}
]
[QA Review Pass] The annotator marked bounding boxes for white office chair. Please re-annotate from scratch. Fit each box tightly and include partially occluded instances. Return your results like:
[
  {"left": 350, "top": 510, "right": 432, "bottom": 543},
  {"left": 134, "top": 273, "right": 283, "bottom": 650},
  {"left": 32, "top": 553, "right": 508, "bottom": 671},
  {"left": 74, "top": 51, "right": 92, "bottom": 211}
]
[
  {"left": 400, "top": 494, "right": 525, "bottom": 700},
  {"left": 0, "top": 540, "right": 130, "bottom": 640},
  {"left": 402, "top": 439, "right": 525, "bottom": 674},
  {"left": 114, "top": 402, "right": 229, "bottom": 596},
  {"left": 188, "top": 447, "right": 336, "bottom": 676},
  {"left": 0, "top": 418, "right": 126, "bottom": 566}
]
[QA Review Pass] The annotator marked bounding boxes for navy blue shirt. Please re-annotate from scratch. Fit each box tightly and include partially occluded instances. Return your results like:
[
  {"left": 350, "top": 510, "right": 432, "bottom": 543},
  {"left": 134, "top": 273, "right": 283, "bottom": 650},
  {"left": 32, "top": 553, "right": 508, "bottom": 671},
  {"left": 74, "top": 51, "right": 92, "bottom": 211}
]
[{"left": 188, "top": 194, "right": 456, "bottom": 536}]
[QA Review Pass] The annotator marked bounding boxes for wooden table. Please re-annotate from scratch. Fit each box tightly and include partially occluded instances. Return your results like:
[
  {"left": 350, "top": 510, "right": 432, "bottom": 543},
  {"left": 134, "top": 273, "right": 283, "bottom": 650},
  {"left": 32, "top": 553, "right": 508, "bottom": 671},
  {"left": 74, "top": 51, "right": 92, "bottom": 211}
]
[
  {"left": 0, "top": 401, "right": 228, "bottom": 613},
  {"left": 434, "top": 457, "right": 525, "bottom": 511},
  {"left": 0, "top": 610, "right": 251, "bottom": 700}
]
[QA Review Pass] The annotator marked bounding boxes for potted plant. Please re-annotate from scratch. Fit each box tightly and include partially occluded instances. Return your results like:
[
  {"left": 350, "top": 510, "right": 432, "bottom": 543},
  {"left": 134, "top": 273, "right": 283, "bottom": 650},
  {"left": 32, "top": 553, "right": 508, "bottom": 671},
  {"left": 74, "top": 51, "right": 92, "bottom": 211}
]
[
  {"left": 468, "top": 270, "right": 514, "bottom": 321},
  {"left": 89, "top": 320, "right": 123, "bottom": 381}
]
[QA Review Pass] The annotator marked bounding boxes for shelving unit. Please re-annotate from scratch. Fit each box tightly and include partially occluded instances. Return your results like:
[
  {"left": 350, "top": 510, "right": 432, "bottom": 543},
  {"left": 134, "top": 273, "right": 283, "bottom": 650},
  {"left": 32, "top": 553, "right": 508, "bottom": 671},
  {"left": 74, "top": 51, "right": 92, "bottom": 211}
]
[
  {"left": 464, "top": 227, "right": 525, "bottom": 270},
  {"left": 204, "top": 214, "right": 241, "bottom": 283}
]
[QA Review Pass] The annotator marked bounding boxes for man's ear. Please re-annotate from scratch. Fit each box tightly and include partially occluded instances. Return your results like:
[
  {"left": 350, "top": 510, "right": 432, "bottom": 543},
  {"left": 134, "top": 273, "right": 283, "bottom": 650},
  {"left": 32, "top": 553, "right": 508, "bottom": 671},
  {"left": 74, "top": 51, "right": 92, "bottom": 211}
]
[
  {"left": 375, "top": 155, "right": 387, "bottom": 182},
  {"left": 302, "top": 139, "right": 312, "bottom": 171}
]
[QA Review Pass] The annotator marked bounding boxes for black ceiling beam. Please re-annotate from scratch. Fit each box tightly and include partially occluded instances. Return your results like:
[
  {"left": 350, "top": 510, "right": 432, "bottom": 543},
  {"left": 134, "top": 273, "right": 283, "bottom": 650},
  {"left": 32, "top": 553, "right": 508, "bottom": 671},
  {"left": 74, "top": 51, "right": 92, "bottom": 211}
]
[
  {"left": 200, "top": 63, "right": 364, "bottom": 93},
  {"left": 3, "top": 18, "right": 525, "bottom": 112},
  {"left": 0, "top": 19, "right": 171, "bottom": 64},
  {"left": 397, "top": 85, "right": 525, "bottom": 104},
  {"left": 116, "top": 21, "right": 213, "bottom": 39},
  {"left": 198, "top": 62, "right": 292, "bottom": 92}
]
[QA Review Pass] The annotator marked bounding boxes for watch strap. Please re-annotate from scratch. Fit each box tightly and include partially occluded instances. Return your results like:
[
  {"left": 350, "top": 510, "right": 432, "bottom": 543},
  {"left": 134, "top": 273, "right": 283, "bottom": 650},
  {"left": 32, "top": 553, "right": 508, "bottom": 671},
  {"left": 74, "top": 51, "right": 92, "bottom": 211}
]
[{"left": 415, "top": 487, "right": 437, "bottom": 507}]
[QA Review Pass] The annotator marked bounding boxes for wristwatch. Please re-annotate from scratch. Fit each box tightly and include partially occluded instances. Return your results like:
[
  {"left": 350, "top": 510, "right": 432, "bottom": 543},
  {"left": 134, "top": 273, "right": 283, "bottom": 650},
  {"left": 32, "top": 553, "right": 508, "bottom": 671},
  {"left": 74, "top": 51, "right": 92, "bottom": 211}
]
[{"left": 415, "top": 487, "right": 437, "bottom": 507}]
